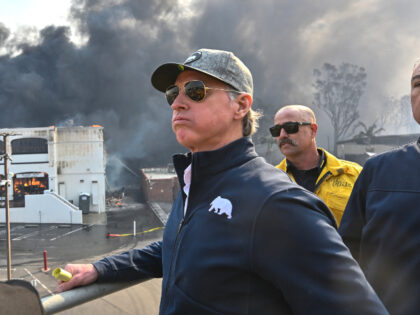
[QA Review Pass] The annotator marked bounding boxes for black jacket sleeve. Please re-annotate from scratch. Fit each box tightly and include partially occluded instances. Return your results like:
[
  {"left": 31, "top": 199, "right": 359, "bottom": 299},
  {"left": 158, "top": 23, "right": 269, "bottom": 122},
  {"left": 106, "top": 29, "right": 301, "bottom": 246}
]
[
  {"left": 252, "top": 188, "right": 388, "bottom": 315},
  {"left": 338, "top": 163, "right": 371, "bottom": 261},
  {"left": 93, "top": 241, "right": 163, "bottom": 282}
]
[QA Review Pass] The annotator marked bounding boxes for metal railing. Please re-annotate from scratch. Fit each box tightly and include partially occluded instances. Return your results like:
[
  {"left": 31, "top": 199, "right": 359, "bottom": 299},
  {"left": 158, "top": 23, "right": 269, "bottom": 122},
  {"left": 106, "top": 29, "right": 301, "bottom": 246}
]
[
  {"left": 41, "top": 279, "right": 147, "bottom": 314},
  {"left": 44, "top": 190, "right": 80, "bottom": 211}
]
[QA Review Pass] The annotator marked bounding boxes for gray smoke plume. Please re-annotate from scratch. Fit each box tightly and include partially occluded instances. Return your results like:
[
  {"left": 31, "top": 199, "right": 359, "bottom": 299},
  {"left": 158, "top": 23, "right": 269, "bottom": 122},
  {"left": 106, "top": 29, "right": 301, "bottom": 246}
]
[
  {"left": 1, "top": 0, "right": 419, "bottom": 171},
  {"left": 0, "top": 23, "right": 9, "bottom": 45}
]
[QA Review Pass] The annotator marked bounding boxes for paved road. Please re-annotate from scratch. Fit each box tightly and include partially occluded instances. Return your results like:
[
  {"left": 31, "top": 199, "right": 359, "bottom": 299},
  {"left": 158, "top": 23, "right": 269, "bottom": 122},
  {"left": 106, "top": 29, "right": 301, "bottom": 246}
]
[
  {"left": 1, "top": 204, "right": 162, "bottom": 266},
  {"left": 0, "top": 202, "right": 165, "bottom": 313}
]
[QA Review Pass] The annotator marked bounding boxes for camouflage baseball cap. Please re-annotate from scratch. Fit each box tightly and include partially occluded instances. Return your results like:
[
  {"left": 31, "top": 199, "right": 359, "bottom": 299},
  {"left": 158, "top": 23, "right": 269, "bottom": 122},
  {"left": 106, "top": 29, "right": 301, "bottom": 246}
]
[{"left": 151, "top": 48, "right": 253, "bottom": 96}]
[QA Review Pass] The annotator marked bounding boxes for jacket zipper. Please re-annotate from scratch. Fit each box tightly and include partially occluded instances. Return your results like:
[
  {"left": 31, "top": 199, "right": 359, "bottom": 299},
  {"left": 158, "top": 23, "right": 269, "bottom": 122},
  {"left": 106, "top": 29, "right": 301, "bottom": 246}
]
[
  {"left": 161, "top": 217, "right": 185, "bottom": 314},
  {"left": 177, "top": 218, "right": 185, "bottom": 234},
  {"left": 162, "top": 162, "right": 194, "bottom": 314},
  {"left": 314, "top": 171, "right": 332, "bottom": 193}
]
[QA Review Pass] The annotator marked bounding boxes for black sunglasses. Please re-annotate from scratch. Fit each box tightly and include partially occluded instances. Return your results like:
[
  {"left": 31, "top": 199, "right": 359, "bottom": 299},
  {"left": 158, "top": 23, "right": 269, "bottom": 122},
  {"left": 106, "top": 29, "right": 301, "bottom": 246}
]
[
  {"left": 269, "top": 121, "right": 312, "bottom": 137},
  {"left": 165, "top": 80, "right": 241, "bottom": 106}
]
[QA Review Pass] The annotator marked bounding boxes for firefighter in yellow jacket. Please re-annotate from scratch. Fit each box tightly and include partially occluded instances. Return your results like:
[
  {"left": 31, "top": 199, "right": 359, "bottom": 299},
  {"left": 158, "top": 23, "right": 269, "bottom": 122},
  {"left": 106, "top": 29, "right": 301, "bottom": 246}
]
[{"left": 272, "top": 105, "right": 361, "bottom": 226}]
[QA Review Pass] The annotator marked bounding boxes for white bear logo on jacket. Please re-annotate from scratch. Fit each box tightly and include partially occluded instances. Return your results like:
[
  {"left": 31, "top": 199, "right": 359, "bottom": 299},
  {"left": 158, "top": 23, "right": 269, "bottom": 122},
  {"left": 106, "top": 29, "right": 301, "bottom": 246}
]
[{"left": 209, "top": 196, "right": 233, "bottom": 219}]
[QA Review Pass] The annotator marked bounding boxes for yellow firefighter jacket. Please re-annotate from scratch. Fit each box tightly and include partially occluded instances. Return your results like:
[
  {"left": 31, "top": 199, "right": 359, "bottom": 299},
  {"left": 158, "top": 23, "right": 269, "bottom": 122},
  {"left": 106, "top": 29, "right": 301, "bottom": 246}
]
[{"left": 276, "top": 148, "right": 362, "bottom": 226}]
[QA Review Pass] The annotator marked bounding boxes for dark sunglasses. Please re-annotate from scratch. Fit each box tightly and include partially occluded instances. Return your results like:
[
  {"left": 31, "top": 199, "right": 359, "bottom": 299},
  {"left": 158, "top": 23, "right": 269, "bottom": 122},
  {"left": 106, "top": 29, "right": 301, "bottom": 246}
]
[
  {"left": 269, "top": 121, "right": 312, "bottom": 137},
  {"left": 165, "top": 80, "right": 240, "bottom": 106}
]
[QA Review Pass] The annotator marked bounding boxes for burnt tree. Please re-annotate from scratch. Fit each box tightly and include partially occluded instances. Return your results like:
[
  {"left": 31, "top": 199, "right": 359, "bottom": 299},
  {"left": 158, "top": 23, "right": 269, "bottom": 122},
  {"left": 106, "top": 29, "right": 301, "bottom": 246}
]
[{"left": 313, "top": 63, "right": 367, "bottom": 154}]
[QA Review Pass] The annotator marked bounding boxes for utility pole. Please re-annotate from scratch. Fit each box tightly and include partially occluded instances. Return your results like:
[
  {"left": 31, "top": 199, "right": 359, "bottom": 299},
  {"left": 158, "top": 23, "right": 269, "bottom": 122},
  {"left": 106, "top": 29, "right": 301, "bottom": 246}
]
[{"left": 1, "top": 133, "right": 15, "bottom": 280}]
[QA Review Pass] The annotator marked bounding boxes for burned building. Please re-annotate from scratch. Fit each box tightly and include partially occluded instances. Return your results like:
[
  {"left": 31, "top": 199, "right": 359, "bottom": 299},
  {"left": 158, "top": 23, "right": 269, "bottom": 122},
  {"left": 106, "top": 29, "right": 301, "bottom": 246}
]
[
  {"left": 140, "top": 167, "right": 179, "bottom": 203},
  {"left": 0, "top": 126, "right": 106, "bottom": 223},
  {"left": 337, "top": 133, "right": 420, "bottom": 165}
]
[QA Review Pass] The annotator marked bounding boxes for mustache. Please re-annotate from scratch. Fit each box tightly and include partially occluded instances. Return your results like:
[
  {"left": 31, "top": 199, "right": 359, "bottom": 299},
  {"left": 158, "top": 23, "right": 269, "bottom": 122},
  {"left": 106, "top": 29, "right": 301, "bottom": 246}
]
[{"left": 278, "top": 138, "right": 297, "bottom": 146}]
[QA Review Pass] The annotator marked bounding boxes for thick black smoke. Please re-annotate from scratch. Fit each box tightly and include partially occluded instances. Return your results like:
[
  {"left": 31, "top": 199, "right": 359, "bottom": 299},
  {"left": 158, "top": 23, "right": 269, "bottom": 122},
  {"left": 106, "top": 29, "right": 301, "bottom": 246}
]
[
  {"left": 1, "top": 0, "right": 419, "bottom": 172},
  {"left": 0, "top": 0, "right": 191, "bottom": 167}
]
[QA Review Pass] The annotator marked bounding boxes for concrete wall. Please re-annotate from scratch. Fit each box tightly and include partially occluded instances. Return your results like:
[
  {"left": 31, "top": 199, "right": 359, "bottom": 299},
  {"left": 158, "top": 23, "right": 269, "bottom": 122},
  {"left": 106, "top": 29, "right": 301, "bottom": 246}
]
[
  {"left": 55, "top": 127, "right": 106, "bottom": 213},
  {"left": 57, "top": 174, "right": 105, "bottom": 210},
  {"left": 0, "top": 191, "right": 82, "bottom": 224}
]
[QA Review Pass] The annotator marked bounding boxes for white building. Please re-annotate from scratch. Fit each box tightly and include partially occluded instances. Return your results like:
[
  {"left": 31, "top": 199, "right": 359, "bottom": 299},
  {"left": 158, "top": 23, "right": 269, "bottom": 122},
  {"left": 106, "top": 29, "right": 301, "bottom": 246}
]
[{"left": 0, "top": 126, "right": 106, "bottom": 224}]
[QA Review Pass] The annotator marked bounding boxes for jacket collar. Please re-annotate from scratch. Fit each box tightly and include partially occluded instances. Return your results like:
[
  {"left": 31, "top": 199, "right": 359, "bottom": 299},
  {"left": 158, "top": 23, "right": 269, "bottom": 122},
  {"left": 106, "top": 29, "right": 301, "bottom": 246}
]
[
  {"left": 172, "top": 137, "right": 258, "bottom": 184},
  {"left": 277, "top": 148, "right": 359, "bottom": 176},
  {"left": 320, "top": 149, "right": 359, "bottom": 176}
]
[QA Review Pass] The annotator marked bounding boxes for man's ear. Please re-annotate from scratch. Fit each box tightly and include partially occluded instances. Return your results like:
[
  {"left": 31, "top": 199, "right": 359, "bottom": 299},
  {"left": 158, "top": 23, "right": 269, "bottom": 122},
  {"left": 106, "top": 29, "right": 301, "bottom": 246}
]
[
  {"left": 233, "top": 94, "right": 253, "bottom": 120},
  {"left": 311, "top": 123, "right": 318, "bottom": 139}
]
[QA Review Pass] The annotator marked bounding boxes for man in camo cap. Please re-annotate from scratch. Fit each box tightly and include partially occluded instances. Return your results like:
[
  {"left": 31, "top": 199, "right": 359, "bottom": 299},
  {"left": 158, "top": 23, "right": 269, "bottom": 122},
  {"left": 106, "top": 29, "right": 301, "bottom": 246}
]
[{"left": 57, "top": 48, "right": 387, "bottom": 315}]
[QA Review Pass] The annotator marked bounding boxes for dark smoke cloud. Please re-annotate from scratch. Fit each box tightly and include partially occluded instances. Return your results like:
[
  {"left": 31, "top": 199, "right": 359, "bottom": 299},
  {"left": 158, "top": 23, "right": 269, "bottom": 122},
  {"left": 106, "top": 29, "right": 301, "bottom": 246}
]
[
  {"left": 189, "top": 0, "right": 420, "bottom": 143},
  {"left": 0, "top": 0, "right": 419, "bottom": 171},
  {"left": 0, "top": 0, "right": 190, "bottom": 167}
]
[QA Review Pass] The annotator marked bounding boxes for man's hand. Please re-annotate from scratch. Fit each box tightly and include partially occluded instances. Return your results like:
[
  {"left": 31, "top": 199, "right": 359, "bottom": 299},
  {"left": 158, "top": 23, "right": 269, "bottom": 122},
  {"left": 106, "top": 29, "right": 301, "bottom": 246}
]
[{"left": 57, "top": 264, "right": 98, "bottom": 293}]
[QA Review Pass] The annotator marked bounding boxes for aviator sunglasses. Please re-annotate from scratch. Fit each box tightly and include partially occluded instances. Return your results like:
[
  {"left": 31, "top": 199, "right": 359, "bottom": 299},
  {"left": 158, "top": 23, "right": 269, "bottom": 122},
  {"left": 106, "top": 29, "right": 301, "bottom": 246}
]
[
  {"left": 165, "top": 80, "right": 241, "bottom": 106},
  {"left": 269, "top": 121, "right": 312, "bottom": 137}
]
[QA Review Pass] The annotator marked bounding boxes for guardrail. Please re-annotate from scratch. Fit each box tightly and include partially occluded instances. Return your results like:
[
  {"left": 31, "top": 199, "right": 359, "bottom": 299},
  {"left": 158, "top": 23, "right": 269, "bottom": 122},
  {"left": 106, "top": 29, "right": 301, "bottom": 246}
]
[{"left": 41, "top": 279, "right": 147, "bottom": 314}]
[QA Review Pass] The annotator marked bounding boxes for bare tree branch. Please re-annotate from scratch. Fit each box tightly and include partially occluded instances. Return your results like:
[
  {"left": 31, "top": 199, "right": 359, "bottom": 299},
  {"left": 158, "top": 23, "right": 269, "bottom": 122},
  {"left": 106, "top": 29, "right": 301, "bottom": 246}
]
[{"left": 313, "top": 62, "right": 366, "bottom": 154}]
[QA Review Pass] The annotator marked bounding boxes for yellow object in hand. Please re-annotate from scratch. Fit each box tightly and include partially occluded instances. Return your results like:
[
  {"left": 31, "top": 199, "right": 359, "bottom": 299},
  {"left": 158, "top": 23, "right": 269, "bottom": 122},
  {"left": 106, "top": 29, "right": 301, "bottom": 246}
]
[{"left": 52, "top": 267, "right": 73, "bottom": 282}]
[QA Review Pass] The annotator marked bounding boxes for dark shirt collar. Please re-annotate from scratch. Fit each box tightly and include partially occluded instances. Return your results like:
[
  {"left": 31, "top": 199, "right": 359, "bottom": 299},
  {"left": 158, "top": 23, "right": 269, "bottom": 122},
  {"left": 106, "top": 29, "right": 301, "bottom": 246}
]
[
  {"left": 286, "top": 149, "right": 326, "bottom": 192},
  {"left": 172, "top": 137, "right": 258, "bottom": 187},
  {"left": 286, "top": 149, "right": 325, "bottom": 172}
]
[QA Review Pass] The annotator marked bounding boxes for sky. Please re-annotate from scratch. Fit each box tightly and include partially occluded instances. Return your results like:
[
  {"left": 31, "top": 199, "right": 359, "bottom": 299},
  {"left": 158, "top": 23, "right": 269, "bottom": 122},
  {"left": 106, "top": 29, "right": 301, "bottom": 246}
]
[
  {"left": 0, "top": 0, "right": 419, "bottom": 172},
  {"left": 0, "top": 0, "right": 71, "bottom": 31}
]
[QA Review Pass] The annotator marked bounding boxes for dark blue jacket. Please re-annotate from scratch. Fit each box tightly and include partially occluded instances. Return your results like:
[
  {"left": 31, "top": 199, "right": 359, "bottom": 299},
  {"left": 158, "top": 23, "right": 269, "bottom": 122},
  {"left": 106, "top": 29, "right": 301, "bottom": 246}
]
[
  {"left": 94, "top": 137, "right": 387, "bottom": 315},
  {"left": 339, "top": 139, "right": 420, "bottom": 315}
]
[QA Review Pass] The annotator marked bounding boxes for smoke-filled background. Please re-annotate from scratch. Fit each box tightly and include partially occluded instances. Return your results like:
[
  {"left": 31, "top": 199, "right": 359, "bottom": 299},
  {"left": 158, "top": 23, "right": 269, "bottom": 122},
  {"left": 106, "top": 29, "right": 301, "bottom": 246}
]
[{"left": 1, "top": 0, "right": 420, "bottom": 186}]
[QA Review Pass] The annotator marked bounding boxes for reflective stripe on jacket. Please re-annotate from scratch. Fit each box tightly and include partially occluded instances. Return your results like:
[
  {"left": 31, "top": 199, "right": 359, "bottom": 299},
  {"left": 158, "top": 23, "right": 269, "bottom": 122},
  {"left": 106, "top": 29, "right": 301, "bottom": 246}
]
[{"left": 276, "top": 148, "right": 362, "bottom": 226}]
